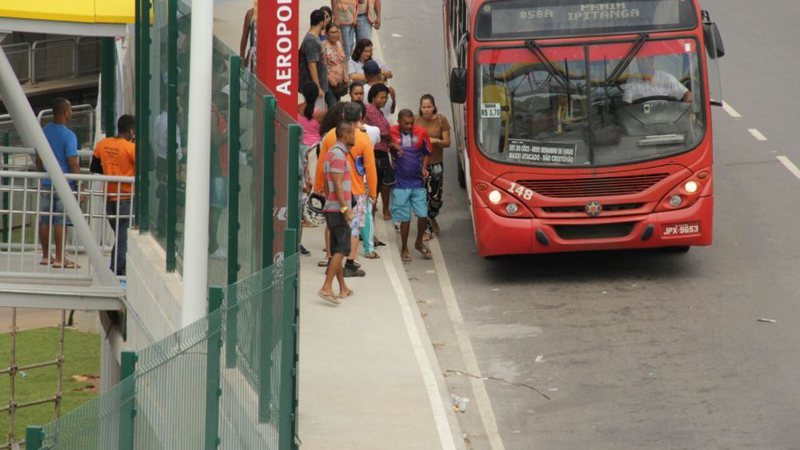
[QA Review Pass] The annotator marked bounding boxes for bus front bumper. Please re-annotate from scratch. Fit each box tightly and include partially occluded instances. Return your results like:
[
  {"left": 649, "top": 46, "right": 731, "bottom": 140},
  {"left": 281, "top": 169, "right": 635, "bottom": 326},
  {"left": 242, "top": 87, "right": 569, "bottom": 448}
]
[{"left": 473, "top": 197, "right": 713, "bottom": 257}]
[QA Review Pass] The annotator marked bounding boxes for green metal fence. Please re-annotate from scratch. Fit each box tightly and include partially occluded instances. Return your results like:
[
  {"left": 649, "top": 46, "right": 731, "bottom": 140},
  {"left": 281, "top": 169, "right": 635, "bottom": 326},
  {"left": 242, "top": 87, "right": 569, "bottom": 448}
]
[
  {"left": 23, "top": 0, "right": 305, "bottom": 447},
  {"left": 136, "top": 0, "right": 296, "bottom": 278},
  {"left": 30, "top": 248, "right": 300, "bottom": 450}
]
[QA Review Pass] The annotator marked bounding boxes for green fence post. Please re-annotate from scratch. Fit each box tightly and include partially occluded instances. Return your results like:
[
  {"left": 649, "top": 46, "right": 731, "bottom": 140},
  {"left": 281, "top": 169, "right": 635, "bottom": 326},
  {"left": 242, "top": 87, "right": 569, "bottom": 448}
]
[
  {"left": 261, "top": 95, "right": 277, "bottom": 269},
  {"left": 137, "top": 0, "right": 152, "bottom": 233},
  {"left": 258, "top": 95, "right": 277, "bottom": 423},
  {"left": 279, "top": 229, "right": 299, "bottom": 450},
  {"left": 287, "top": 126, "right": 303, "bottom": 450},
  {"left": 205, "top": 287, "right": 224, "bottom": 450},
  {"left": 286, "top": 124, "right": 302, "bottom": 244},
  {"left": 166, "top": 0, "right": 178, "bottom": 271},
  {"left": 119, "top": 350, "right": 138, "bottom": 450},
  {"left": 2, "top": 132, "right": 9, "bottom": 243},
  {"left": 134, "top": 0, "right": 141, "bottom": 223},
  {"left": 25, "top": 426, "right": 44, "bottom": 450},
  {"left": 225, "top": 56, "right": 242, "bottom": 368},
  {"left": 100, "top": 37, "right": 116, "bottom": 138}
]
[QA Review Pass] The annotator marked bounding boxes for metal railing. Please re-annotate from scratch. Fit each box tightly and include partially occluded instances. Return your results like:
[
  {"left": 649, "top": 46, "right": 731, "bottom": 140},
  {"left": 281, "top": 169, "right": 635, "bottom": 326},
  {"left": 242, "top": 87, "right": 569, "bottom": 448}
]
[
  {"left": 0, "top": 37, "right": 100, "bottom": 86},
  {"left": 0, "top": 171, "right": 135, "bottom": 282},
  {"left": 0, "top": 104, "right": 96, "bottom": 152}
]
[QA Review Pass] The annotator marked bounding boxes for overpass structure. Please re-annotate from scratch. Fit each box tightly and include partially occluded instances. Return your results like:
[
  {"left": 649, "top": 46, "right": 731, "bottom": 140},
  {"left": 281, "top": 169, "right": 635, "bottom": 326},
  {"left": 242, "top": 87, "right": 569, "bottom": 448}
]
[{"left": 0, "top": 0, "right": 134, "bottom": 310}]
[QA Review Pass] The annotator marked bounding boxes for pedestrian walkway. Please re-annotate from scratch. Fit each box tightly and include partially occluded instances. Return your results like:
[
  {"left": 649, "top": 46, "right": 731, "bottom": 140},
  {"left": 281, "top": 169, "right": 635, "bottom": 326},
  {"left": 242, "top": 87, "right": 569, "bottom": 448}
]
[{"left": 211, "top": 2, "right": 464, "bottom": 448}]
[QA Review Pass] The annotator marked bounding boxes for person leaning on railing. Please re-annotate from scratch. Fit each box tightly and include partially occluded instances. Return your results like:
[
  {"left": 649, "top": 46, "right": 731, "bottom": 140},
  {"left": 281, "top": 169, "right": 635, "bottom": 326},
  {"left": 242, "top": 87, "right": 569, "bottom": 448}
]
[{"left": 90, "top": 115, "right": 136, "bottom": 277}]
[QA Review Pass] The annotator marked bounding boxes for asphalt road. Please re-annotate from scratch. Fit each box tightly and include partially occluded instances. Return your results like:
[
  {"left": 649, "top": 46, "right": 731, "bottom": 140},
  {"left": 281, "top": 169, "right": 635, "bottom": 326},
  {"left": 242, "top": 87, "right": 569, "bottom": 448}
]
[{"left": 378, "top": 1, "right": 800, "bottom": 449}]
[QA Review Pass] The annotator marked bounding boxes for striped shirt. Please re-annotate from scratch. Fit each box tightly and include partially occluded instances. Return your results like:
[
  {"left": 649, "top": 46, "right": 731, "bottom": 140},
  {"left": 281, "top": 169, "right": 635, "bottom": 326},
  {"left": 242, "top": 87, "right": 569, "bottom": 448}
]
[{"left": 323, "top": 142, "right": 352, "bottom": 212}]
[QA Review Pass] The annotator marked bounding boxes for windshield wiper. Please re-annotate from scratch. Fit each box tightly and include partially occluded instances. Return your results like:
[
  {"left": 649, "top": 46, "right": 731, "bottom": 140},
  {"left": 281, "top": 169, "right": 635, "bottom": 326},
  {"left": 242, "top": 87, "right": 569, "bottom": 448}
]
[
  {"left": 525, "top": 40, "right": 574, "bottom": 92},
  {"left": 607, "top": 33, "right": 649, "bottom": 85}
]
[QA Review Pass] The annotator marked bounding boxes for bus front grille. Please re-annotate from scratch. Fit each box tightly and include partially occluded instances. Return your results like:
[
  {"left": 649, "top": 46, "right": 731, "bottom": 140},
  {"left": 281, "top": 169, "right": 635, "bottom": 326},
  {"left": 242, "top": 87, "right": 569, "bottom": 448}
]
[
  {"left": 553, "top": 222, "right": 636, "bottom": 240},
  {"left": 519, "top": 174, "right": 669, "bottom": 198}
]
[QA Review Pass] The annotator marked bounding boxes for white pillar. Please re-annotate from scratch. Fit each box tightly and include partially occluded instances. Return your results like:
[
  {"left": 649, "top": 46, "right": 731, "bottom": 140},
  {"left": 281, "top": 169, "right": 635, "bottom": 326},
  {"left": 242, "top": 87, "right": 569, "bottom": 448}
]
[
  {"left": 0, "top": 34, "right": 118, "bottom": 287},
  {"left": 180, "top": 0, "right": 214, "bottom": 326}
]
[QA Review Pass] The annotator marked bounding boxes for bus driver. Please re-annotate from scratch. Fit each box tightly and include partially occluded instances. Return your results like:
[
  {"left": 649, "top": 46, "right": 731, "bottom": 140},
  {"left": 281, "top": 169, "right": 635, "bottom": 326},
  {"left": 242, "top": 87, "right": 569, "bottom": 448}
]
[{"left": 622, "top": 56, "right": 692, "bottom": 104}]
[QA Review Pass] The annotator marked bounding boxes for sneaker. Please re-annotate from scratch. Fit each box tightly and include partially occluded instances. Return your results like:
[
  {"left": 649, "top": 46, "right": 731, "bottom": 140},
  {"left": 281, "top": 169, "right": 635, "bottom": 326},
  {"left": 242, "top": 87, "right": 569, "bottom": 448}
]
[
  {"left": 300, "top": 245, "right": 311, "bottom": 256},
  {"left": 209, "top": 247, "right": 227, "bottom": 259},
  {"left": 343, "top": 265, "right": 366, "bottom": 277}
]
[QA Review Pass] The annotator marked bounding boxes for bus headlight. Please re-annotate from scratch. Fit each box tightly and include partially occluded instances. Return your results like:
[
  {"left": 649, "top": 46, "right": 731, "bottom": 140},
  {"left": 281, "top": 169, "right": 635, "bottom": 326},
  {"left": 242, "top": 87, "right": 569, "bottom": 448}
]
[
  {"left": 505, "top": 203, "right": 519, "bottom": 215},
  {"left": 669, "top": 195, "right": 683, "bottom": 208},
  {"left": 684, "top": 181, "right": 699, "bottom": 194},
  {"left": 488, "top": 190, "right": 503, "bottom": 205}
]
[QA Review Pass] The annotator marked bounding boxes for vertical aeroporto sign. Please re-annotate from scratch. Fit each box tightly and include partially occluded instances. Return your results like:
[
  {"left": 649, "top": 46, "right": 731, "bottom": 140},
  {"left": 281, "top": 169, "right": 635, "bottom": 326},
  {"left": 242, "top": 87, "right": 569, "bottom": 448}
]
[{"left": 255, "top": 0, "right": 298, "bottom": 112}]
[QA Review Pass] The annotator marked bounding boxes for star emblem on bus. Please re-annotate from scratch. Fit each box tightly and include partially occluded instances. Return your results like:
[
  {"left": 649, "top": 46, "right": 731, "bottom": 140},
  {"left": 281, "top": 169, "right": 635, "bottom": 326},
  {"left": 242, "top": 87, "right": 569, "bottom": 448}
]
[{"left": 585, "top": 201, "right": 603, "bottom": 217}]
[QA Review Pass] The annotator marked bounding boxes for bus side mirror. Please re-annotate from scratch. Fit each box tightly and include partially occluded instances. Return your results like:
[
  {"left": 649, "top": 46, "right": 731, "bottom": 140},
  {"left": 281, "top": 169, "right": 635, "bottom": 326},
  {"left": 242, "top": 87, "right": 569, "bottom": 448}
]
[
  {"left": 450, "top": 68, "right": 467, "bottom": 104},
  {"left": 703, "top": 22, "right": 725, "bottom": 59}
]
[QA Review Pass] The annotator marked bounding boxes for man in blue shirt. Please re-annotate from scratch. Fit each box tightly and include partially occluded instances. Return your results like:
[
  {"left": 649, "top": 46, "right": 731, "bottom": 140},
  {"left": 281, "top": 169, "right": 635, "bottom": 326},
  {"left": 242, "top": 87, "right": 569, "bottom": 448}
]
[
  {"left": 389, "top": 109, "right": 432, "bottom": 262},
  {"left": 36, "top": 98, "right": 81, "bottom": 269}
]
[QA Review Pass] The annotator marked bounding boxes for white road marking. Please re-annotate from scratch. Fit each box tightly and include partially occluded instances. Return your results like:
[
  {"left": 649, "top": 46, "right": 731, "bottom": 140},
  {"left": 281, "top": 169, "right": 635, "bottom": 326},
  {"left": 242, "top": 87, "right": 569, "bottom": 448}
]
[
  {"left": 391, "top": 33, "right": 403, "bottom": 38},
  {"left": 748, "top": 129, "right": 768, "bottom": 141},
  {"left": 777, "top": 156, "right": 800, "bottom": 180},
  {"left": 722, "top": 101, "right": 742, "bottom": 119},
  {"left": 427, "top": 238, "right": 507, "bottom": 450},
  {"left": 381, "top": 236, "right": 458, "bottom": 450}
]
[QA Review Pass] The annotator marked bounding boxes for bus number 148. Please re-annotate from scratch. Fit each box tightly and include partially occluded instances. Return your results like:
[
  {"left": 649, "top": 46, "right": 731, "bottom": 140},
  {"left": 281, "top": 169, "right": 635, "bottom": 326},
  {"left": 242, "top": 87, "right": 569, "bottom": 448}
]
[{"left": 509, "top": 183, "right": 534, "bottom": 201}]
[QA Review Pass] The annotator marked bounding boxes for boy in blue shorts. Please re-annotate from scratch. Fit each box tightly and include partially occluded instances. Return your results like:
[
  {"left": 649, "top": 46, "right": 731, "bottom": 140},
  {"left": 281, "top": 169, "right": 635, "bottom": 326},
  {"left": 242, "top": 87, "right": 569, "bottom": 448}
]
[{"left": 389, "top": 109, "right": 432, "bottom": 262}]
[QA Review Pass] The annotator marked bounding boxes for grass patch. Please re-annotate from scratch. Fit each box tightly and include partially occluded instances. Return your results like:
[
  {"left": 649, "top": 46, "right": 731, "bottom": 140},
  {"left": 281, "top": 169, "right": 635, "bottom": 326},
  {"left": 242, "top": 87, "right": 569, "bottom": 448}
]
[{"left": 0, "top": 327, "right": 100, "bottom": 442}]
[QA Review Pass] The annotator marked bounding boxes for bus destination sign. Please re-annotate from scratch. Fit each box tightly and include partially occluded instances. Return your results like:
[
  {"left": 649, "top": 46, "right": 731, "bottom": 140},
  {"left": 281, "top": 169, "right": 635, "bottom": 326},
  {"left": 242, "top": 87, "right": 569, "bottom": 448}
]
[
  {"left": 477, "top": 0, "right": 697, "bottom": 40},
  {"left": 508, "top": 139, "right": 577, "bottom": 164}
]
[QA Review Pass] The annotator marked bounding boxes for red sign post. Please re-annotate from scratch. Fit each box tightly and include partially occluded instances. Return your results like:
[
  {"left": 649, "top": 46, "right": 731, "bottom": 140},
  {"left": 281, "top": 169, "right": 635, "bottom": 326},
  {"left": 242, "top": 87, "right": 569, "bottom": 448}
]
[{"left": 255, "top": 0, "right": 299, "bottom": 112}]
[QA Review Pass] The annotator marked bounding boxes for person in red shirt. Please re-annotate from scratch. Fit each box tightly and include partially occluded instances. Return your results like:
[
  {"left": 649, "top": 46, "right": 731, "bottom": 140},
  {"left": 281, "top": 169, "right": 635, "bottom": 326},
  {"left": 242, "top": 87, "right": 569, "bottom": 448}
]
[{"left": 90, "top": 115, "right": 136, "bottom": 276}]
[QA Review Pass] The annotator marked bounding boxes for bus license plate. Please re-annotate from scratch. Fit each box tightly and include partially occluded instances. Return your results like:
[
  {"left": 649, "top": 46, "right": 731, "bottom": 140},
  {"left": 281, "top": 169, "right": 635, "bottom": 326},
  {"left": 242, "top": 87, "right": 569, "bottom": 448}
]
[{"left": 662, "top": 222, "right": 700, "bottom": 237}]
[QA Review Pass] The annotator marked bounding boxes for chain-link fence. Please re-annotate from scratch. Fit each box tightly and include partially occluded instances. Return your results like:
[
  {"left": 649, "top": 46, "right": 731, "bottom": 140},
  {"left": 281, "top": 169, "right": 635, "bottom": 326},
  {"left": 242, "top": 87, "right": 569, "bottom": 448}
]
[{"left": 28, "top": 249, "right": 300, "bottom": 450}]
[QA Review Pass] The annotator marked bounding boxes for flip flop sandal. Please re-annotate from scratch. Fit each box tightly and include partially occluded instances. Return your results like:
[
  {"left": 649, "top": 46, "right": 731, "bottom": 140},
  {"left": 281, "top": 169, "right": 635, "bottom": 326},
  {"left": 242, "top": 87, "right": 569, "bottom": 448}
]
[
  {"left": 52, "top": 260, "right": 81, "bottom": 269},
  {"left": 40, "top": 258, "right": 53, "bottom": 266},
  {"left": 317, "top": 291, "right": 341, "bottom": 305},
  {"left": 401, "top": 253, "right": 412, "bottom": 263},
  {"left": 364, "top": 252, "right": 381, "bottom": 259},
  {"left": 415, "top": 246, "right": 433, "bottom": 260},
  {"left": 338, "top": 289, "right": 354, "bottom": 299},
  {"left": 318, "top": 258, "right": 330, "bottom": 267}
]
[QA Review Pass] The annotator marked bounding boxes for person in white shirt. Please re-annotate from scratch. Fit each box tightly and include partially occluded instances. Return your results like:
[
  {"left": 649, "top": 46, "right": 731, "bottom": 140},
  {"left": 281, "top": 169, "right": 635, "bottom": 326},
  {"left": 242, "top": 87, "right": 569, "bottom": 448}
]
[
  {"left": 356, "top": 101, "right": 383, "bottom": 258},
  {"left": 622, "top": 56, "right": 692, "bottom": 105}
]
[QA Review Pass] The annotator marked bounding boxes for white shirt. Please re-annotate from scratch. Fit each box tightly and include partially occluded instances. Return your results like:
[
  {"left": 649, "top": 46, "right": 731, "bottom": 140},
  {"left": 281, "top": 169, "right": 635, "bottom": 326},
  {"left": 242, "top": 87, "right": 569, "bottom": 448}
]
[
  {"left": 153, "top": 111, "right": 183, "bottom": 160},
  {"left": 347, "top": 58, "right": 387, "bottom": 77},
  {"left": 622, "top": 71, "right": 688, "bottom": 104},
  {"left": 363, "top": 123, "right": 380, "bottom": 146}
]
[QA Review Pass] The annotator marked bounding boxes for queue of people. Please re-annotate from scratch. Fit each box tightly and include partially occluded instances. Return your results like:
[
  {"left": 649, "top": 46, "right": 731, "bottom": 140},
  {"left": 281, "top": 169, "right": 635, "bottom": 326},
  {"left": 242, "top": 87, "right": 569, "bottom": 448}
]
[{"left": 233, "top": 3, "right": 446, "bottom": 304}]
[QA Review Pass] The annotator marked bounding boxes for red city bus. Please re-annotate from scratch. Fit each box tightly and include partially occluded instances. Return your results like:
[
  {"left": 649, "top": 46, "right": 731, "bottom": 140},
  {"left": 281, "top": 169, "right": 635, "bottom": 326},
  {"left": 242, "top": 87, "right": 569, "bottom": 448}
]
[{"left": 442, "top": 0, "right": 725, "bottom": 256}]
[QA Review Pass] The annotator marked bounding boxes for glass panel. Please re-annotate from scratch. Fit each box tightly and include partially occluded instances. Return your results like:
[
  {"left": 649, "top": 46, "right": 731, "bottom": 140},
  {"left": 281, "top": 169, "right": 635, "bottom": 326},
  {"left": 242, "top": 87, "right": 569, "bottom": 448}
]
[{"left": 475, "top": 38, "right": 706, "bottom": 167}]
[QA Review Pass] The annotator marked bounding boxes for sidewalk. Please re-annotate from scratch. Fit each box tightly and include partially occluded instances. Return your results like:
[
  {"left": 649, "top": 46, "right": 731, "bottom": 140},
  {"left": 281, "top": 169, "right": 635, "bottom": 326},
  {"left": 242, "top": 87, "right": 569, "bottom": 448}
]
[
  {"left": 212, "top": 2, "right": 464, "bottom": 448},
  {"left": 297, "top": 218, "right": 462, "bottom": 449}
]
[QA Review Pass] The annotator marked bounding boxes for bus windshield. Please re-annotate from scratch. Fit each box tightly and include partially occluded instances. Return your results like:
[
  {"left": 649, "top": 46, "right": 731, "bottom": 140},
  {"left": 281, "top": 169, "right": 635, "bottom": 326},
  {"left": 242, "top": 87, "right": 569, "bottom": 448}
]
[{"left": 476, "top": 38, "right": 706, "bottom": 167}]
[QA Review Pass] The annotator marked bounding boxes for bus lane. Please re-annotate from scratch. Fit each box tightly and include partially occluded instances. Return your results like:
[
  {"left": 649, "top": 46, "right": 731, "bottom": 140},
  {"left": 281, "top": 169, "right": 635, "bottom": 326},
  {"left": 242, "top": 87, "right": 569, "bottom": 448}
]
[{"left": 380, "top": 0, "right": 800, "bottom": 448}]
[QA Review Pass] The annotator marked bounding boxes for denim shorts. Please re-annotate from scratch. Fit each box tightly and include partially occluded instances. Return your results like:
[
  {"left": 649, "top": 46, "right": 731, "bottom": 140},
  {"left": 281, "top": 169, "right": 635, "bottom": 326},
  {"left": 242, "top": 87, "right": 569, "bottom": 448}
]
[
  {"left": 39, "top": 192, "right": 71, "bottom": 225},
  {"left": 390, "top": 188, "right": 428, "bottom": 222}
]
